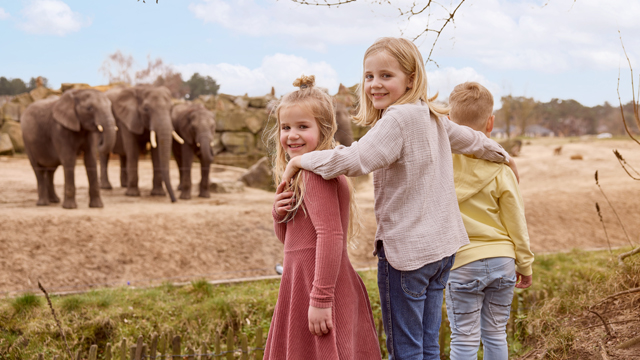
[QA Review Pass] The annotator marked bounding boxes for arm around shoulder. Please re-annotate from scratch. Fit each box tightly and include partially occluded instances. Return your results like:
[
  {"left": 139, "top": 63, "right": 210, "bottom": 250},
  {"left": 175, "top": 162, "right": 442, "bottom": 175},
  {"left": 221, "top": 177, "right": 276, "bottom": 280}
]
[{"left": 443, "top": 117, "right": 510, "bottom": 164}]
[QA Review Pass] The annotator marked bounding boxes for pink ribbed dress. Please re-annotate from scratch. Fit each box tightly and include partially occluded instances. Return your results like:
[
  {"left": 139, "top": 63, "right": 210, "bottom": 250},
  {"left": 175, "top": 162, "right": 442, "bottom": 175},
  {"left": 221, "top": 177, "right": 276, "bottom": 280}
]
[{"left": 264, "top": 172, "right": 381, "bottom": 360}]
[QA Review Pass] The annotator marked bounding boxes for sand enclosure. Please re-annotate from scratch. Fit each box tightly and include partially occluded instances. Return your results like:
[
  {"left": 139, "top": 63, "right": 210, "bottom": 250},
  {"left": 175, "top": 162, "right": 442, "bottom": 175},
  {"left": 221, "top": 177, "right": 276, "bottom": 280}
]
[{"left": 1, "top": 138, "right": 639, "bottom": 294}]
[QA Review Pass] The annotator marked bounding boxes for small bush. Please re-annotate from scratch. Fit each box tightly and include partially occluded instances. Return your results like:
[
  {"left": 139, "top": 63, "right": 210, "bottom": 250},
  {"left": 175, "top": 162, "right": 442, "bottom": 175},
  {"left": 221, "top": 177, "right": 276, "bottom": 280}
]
[{"left": 11, "top": 293, "right": 41, "bottom": 314}]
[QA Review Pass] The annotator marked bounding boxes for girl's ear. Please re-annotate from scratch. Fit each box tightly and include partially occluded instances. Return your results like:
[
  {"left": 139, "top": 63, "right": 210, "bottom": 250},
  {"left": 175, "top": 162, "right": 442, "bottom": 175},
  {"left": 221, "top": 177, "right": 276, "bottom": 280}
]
[{"left": 406, "top": 72, "right": 415, "bottom": 90}]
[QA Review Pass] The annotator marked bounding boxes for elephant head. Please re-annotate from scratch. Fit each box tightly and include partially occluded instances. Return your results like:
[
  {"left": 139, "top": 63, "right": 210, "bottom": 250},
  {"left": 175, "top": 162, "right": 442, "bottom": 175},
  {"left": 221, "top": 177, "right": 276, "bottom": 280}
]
[
  {"left": 52, "top": 89, "right": 117, "bottom": 155},
  {"left": 111, "top": 85, "right": 181, "bottom": 202},
  {"left": 172, "top": 103, "right": 216, "bottom": 163}
]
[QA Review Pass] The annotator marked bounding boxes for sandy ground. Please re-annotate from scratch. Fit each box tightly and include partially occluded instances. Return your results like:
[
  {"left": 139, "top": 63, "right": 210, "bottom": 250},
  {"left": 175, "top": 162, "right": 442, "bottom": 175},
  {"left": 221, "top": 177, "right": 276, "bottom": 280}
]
[{"left": 1, "top": 138, "right": 639, "bottom": 295}]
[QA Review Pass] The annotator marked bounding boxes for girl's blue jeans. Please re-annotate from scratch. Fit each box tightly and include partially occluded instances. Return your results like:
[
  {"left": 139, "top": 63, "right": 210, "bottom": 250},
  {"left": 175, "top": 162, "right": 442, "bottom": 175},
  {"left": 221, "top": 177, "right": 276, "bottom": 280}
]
[
  {"left": 377, "top": 242, "right": 455, "bottom": 360},
  {"left": 445, "top": 257, "right": 516, "bottom": 360}
]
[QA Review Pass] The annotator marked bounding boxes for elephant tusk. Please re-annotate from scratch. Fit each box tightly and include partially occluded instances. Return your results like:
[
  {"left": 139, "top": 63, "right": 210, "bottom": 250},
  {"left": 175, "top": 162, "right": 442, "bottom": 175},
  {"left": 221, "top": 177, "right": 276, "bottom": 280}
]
[
  {"left": 172, "top": 131, "right": 185, "bottom": 144},
  {"left": 97, "top": 125, "right": 104, "bottom": 132},
  {"left": 115, "top": 126, "right": 119, "bottom": 131},
  {"left": 210, "top": 141, "right": 215, "bottom": 149},
  {"left": 150, "top": 130, "right": 158, "bottom": 148},
  {"left": 197, "top": 142, "right": 201, "bottom": 148}
]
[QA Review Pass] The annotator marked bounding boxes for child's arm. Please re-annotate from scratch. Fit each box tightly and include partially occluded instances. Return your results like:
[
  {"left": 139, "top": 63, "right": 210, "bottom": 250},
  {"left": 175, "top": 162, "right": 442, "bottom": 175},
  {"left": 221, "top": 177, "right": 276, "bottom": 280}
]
[
  {"left": 442, "top": 117, "right": 510, "bottom": 163},
  {"left": 304, "top": 174, "right": 344, "bottom": 324},
  {"left": 282, "top": 114, "right": 403, "bottom": 183},
  {"left": 498, "top": 167, "right": 534, "bottom": 286},
  {"left": 272, "top": 182, "right": 292, "bottom": 243}
]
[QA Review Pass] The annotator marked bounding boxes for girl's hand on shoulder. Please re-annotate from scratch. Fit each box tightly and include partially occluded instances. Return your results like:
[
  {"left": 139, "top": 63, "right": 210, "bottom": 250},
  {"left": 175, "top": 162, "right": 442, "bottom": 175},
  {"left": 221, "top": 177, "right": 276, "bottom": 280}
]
[
  {"left": 274, "top": 181, "right": 294, "bottom": 217},
  {"left": 308, "top": 305, "right": 333, "bottom": 336},
  {"left": 282, "top": 156, "right": 302, "bottom": 185}
]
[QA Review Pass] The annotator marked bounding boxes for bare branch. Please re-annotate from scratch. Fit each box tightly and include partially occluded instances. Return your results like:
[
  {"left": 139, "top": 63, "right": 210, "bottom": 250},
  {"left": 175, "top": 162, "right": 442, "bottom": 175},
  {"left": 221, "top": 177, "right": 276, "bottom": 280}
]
[
  {"left": 290, "top": 0, "right": 357, "bottom": 6},
  {"left": 594, "top": 171, "right": 635, "bottom": 247},
  {"left": 617, "top": 32, "right": 640, "bottom": 145},
  {"left": 612, "top": 150, "right": 640, "bottom": 180},
  {"left": 587, "top": 309, "right": 613, "bottom": 338},
  {"left": 595, "top": 202, "right": 612, "bottom": 253},
  {"left": 592, "top": 286, "right": 640, "bottom": 308},
  {"left": 619, "top": 246, "right": 640, "bottom": 265},
  {"left": 38, "top": 281, "right": 73, "bottom": 359}
]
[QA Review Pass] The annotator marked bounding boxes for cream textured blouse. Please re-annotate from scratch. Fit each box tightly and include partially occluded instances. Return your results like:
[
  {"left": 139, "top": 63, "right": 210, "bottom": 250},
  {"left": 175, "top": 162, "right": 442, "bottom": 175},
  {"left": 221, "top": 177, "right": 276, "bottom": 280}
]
[{"left": 300, "top": 101, "right": 510, "bottom": 271}]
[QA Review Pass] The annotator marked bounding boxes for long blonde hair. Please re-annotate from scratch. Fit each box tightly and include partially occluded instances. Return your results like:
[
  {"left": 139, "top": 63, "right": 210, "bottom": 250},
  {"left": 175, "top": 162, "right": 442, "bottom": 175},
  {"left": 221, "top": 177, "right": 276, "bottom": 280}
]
[
  {"left": 353, "top": 37, "right": 450, "bottom": 127},
  {"left": 268, "top": 75, "right": 361, "bottom": 241}
]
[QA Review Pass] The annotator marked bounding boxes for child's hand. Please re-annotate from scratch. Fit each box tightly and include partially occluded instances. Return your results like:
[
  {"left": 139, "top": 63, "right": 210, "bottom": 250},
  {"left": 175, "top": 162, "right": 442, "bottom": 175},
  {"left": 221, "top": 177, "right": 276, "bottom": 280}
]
[
  {"left": 282, "top": 156, "right": 302, "bottom": 185},
  {"left": 274, "top": 181, "right": 294, "bottom": 217},
  {"left": 507, "top": 158, "right": 520, "bottom": 183},
  {"left": 308, "top": 305, "right": 333, "bottom": 336},
  {"left": 515, "top": 272, "right": 532, "bottom": 289}
]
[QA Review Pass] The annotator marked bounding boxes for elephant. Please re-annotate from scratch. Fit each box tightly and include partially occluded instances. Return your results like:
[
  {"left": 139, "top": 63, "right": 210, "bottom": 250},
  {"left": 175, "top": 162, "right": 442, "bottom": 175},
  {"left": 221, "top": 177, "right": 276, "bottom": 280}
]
[
  {"left": 21, "top": 89, "right": 117, "bottom": 209},
  {"left": 171, "top": 103, "right": 216, "bottom": 199},
  {"left": 334, "top": 102, "right": 354, "bottom": 146},
  {"left": 99, "top": 85, "right": 183, "bottom": 202}
]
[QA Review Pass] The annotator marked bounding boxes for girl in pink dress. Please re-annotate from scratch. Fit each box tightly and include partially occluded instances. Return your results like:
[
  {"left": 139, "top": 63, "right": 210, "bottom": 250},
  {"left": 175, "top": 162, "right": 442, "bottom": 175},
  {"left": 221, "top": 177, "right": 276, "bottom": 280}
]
[{"left": 263, "top": 75, "right": 382, "bottom": 360}]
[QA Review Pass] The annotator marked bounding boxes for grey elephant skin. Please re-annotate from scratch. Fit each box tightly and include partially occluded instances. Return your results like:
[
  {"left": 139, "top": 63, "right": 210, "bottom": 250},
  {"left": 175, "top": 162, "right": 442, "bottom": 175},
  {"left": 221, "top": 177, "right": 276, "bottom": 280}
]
[
  {"left": 100, "top": 85, "right": 180, "bottom": 202},
  {"left": 21, "top": 89, "right": 117, "bottom": 209},
  {"left": 334, "top": 102, "right": 354, "bottom": 146},
  {"left": 171, "top": 103, "right": 216, "bottom": 199}
]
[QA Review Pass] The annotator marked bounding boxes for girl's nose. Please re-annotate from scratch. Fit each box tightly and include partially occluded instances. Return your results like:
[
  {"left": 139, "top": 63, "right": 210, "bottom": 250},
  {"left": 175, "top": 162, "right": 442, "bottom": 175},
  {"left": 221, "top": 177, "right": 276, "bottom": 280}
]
[{"left": 289, "top": 132, "right": 300, "bottom": 139}]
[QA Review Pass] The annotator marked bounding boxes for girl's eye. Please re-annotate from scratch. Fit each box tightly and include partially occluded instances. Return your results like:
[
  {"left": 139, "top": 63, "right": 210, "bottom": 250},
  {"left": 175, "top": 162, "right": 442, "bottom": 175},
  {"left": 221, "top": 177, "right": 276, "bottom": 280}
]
[
  {"left": 282, "top": 126, "right": 290, "bottom": 130},
  {"left": 300, "top": 125, "right": 308, "bottom": 129},
  {"left": 365, "top": 74, "right": 373, "bottom": 80}
]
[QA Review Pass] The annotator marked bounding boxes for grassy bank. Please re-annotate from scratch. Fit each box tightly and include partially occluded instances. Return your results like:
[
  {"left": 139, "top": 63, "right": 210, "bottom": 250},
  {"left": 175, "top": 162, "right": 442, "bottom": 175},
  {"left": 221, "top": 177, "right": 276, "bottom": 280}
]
[{"left": 1, "top": 248, "right": 639, "bottom": 359}]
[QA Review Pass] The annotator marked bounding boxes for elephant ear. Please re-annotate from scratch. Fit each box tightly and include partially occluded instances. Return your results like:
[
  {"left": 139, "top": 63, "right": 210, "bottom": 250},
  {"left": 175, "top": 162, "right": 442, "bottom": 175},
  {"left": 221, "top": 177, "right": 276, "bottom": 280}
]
[
  {"left": 177, "top": 107, "right": 196, "bottom": 145},
  {"left": 113, "top": 88, "right": 144, "bottom": 135},
  {"left": 52, "top": 91, "right": 80, "bottom": 132}
]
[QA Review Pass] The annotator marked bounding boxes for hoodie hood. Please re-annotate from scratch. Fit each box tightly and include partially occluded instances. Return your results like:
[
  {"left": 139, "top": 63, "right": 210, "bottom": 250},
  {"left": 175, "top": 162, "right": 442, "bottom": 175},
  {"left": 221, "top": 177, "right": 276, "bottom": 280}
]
[{"left": 453, "top": 154, "right": 504, "bottom": 203}]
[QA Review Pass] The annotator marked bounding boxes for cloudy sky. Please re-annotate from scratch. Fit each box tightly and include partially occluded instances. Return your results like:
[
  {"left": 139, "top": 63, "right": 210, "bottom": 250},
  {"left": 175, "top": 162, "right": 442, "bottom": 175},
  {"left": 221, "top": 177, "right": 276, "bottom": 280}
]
[{"left": 0, "top": 0, "right": 638, "bottom": 108}]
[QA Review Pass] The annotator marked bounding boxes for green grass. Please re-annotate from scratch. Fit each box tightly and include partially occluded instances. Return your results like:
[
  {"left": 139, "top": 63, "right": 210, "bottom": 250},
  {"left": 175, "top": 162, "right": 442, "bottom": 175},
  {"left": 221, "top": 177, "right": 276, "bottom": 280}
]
[{"left": 1, "top": 248, "right": 638, "bottom": 359}]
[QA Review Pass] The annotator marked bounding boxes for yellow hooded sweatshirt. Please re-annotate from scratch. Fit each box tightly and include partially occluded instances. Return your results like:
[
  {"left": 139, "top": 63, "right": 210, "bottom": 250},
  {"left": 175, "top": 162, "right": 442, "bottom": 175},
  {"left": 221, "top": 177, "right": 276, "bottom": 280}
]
[{"left": 452, "top": 154, "right": 534, "bottom": 276}]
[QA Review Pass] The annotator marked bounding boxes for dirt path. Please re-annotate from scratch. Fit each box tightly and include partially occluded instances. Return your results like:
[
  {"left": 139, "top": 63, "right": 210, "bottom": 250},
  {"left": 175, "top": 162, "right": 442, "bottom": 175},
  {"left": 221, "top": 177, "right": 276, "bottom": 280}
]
[{"left": 1, "top": 138, "right": 639, "bottom": 294}]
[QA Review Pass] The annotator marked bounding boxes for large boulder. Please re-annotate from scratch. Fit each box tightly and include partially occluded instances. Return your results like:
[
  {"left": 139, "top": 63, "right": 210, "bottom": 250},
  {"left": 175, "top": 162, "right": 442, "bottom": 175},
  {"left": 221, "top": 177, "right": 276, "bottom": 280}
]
[
  {"left": 2, "top": 102, "right": 23, "bottom": 122},
  {"left": 209, "top": 177, "right": 245, "bottom": 193},
  {"left": 29, "top": 87, "right": 56, "bottom": 101},
  {"left": 221, "top": 132, "right": 254, "bottom": 154},
  {"left": 0, "top": 133, "right": 14, "bottom": 155},
  {"left": 240, "top": 156, "right": 274, "bottom": 191},
  {"left": 216, "top": 110, "right": 249, "bottom": 132},
  {"left": 212, "top": 132, "right": 224, "bottom": 155},
  {"left": 12, "top": 93, "right": 34, "bottom": 107},
  {"left": 60, "top": 83, "right": 92, "bottom": 92},
  {"left": 1, "top": 120, "right": 24, "bottom": 152}
]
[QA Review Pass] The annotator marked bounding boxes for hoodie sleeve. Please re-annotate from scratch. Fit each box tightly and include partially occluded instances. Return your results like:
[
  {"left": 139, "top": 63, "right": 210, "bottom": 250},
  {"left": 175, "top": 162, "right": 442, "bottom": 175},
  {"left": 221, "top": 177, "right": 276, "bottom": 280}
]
[
  {"left": 497, "top": 167, "right": 534, "bottom": 276},
  {"left": 442, "top": 117, "right": 511, "bottom": 164}
]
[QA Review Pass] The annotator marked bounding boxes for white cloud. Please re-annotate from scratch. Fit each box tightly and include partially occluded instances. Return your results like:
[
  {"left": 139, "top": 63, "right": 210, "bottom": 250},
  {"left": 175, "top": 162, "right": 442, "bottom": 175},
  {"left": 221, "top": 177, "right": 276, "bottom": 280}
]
[
  {"left": 426, "top": 67, "right": 501, "bottom": 107},
  {"left": 19, "top": 0, "right": 91, "bottom": 36},
  {"left": 0, "top": 8, "right": 10, "bottom": 20},
  {"left": 175, "top": 53, "right": 340, "bottom": 97}
]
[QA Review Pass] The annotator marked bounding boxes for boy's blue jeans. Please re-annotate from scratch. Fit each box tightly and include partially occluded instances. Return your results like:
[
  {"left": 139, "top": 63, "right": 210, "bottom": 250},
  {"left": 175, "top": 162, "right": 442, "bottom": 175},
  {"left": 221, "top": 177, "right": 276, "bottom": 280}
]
[
  {"left": 445, "top": 257, "right": 516, "bottom": 360},
  {"left": 377, "top": 242, "right": 455, "bottom": 360}
]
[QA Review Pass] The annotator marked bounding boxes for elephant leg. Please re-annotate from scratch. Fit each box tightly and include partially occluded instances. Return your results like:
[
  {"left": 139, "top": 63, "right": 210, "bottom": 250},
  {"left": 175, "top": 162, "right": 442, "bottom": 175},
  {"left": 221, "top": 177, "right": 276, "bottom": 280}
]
[
  {"left": 100, "top": 152, "right": 113, "bottom": 190},
  {"left": 173, "top": 141, "right": 183, "bottom": 191},
  {"left": 198, "top": 156, "right": 211, "bottom": 199},
  {"left": 30, "top": 159, "right": 50, "bottom": 206},
  {"left": 60, "top": 157, "right": 77, "bottom": 209},
  {"left": 84, "top": 139, "right": 103, "bottom": 208},
  {"left": 121, "top": 128, "right": 140, "bottom": 196},
  {"left": 119, "top": 155, "right": 128, "bottom": 188},
  {"left": 46, "top": 167, "right": 60, "bottom": 203},
  {"left": 150, "top": 146, "right": 166, "bottom": 196},
  {"left": 180, "top": 145, "right": 194, "bottom": 199}
]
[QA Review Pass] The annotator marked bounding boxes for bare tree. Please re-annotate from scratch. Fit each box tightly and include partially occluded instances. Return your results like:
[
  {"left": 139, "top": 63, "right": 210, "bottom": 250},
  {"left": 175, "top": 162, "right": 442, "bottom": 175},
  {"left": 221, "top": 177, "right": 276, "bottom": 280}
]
[
  {"left": 290, "top": 0, "right": 466, "bottom": 65},
  {"left": 99, "top": 50, "right": 135, "bottom": 85}
]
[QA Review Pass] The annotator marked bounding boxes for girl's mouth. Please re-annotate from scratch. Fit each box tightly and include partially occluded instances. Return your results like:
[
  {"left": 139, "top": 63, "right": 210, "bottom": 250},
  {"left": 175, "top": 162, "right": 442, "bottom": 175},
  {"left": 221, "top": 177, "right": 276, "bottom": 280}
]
[{"left": 289, "top": 144, "right": 305, "bottom": 149}]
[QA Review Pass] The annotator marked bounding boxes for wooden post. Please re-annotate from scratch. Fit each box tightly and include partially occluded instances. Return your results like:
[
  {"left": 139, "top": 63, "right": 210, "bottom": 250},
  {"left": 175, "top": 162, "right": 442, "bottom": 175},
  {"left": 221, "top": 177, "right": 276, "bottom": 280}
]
[
  {"left": 134, "top": 336, "right": 144, "bottom": 360},
  {"left": 172, "top": 336, "right": 181, "bottom": 360},
  {"left": 157, "top": 333, "right": 166, "bottom": 360},
  {"left": 105, "top": 343, "right": 112, "bottom": 360},
  {"left": 89, "top": 345, "right": 98, "bottom": 360},
  {"left": 200, "top": 341, "right": 208, "bottom": 360},
  {"left": 186, "top": 346, "right": 194, "bottom": 360},
  {"left": 226, "top": 329, "right": 235, "bottom": 360},
  {"left": 240, "top": 334, "right": 248, "bottom": 360},
  {"left": 120, "top": 339, "right": 127, "bottom": 360},
  {"left": 254, "top": 328, "right": 263, "bottom": 360},
  {"left": 149, "top": 334, "right": 158, "bottom": 360},
  {"left": 38, "top": 354, "right": 44, "bottom": 360},
  {"left": 214, "top": 333, "right": 221, "bottom": 358},
  {"left": 141, "top": 344, "right": 147, "bottom": 360},
  {"left": 129, "top": 346, "right": 136, "bottom": 360},
  {"left": 75, "top": 349, "right": 82, "bottom": 360}
]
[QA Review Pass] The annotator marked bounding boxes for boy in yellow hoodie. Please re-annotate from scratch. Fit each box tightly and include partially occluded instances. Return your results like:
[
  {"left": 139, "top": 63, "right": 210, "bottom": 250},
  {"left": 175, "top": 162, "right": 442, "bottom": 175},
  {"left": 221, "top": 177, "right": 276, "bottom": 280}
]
[{"left": 445, "top": 82, "right": 534, "bottom": 360}]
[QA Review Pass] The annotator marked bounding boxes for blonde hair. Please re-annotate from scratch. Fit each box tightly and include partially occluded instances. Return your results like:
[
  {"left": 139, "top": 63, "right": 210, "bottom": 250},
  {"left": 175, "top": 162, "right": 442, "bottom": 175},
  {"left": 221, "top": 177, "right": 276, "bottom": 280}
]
[
  {"left": 449, "top": 82, "right": 494, "bottom": 130},
  {"left": 353, "top": 37, "right": 450, "bottom": 127},
  {"left": 268, "top": 75, "right": 361, "bottom": 241}
]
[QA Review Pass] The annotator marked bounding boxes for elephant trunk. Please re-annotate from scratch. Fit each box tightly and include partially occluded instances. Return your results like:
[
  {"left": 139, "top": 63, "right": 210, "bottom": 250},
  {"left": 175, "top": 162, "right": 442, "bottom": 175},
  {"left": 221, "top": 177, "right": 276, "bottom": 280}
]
[
  {"left": 197, "top": 134, "right": 214, "bottom": 166},
  {"left": 97, "top": 113, "right": 117, "bottom": 155},
  {"left": 157, "top": 129, "right": 177, "bottom": 202}
]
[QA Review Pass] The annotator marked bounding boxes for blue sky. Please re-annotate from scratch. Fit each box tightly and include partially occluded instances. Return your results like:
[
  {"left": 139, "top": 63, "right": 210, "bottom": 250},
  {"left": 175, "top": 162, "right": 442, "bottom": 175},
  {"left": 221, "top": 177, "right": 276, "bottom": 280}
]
[{"left": 0, "top": 0, "right": 638, "bottom": 108}]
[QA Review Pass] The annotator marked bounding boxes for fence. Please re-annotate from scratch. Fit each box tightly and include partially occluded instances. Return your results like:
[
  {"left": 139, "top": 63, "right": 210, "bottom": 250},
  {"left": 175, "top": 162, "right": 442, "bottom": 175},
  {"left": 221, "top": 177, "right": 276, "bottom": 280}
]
[{"left": 31, "top": 290, "right": 538, "bottom": 360}]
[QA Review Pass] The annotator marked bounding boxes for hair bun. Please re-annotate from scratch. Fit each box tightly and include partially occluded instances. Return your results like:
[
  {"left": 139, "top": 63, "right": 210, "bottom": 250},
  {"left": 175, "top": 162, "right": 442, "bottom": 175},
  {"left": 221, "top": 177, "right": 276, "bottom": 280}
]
[{"left": 293, "top": 75, "right": 315, "bottom": 90}]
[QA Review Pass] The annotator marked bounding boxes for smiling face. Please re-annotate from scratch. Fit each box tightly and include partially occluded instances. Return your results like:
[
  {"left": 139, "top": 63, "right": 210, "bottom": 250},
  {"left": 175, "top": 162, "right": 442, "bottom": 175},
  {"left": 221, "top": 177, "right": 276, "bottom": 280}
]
[
  {"left": 364, "top": 51, "right": 414, "bottom": 110},
  {"left": 279, "top": 104, "right": 321, "bottom": 159}
]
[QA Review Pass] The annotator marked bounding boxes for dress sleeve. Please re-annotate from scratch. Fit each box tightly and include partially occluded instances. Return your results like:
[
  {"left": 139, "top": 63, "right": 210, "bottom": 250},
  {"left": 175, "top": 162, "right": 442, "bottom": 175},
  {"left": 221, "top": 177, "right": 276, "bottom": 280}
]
[
  {"left": 497, "top": 168, "right": 534, "bottom": 276},
  {"left": 442, "top": 117, "right": 511, "bottom": 163},
  {"left": 300, "top": 114, "right": 403, "bottom": 179},
  {"left": 272, "top": 205, "right": 287, "bottom": 244},
  {"left": 304, "top": 173, "right": 344, "bottom": 308}
]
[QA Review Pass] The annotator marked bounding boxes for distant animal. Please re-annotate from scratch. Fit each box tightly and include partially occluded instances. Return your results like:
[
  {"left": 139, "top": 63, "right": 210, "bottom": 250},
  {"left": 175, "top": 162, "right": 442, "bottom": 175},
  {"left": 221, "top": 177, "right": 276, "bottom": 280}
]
[
  {"left": 553, "top": 146, "right": 562, "bottom": 155},
  {"left": 171, "top": 103, "right": 217, "bottom": 199},
  {"left": 21, "top": 89, "right": 117, "bottom": 209},
  {"left": 570, "top": 154, "right": 583, "bottom": 160},
  {"left": 334, "top": 102, "right": 354, "bottom": 146}
]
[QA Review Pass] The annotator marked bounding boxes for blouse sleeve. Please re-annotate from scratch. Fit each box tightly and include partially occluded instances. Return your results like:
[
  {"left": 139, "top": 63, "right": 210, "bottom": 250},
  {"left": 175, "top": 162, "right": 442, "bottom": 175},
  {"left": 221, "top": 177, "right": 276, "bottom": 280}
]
[
  {"left": 442, "top": 117, "right": 510, "bottom": 163},
  {"left": 303, "top": 172, "right": 344, "bottom": 308}
]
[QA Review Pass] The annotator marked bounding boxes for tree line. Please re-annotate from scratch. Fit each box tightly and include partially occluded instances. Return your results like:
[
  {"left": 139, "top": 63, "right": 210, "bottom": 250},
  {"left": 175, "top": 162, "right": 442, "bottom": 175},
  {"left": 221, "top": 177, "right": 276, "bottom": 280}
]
[
  {"left": 494, "top": 96, "right": 639, "bottom": 137},
  {"left": 0, "top": 77, "right": 49, "bottom": 96}
]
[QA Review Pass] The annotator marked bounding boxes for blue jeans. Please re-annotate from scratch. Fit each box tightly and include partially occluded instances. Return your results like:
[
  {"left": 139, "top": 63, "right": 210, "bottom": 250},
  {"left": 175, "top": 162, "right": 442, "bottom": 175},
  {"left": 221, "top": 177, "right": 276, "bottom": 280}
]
[
  {"left": 445, "top": 257, "right": 516, "bottom": 360},
  {"left": 377, "top": 242, "right": 455, "bottom": 360}
]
